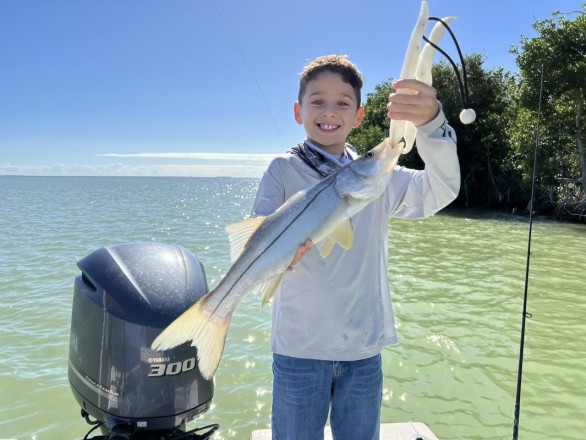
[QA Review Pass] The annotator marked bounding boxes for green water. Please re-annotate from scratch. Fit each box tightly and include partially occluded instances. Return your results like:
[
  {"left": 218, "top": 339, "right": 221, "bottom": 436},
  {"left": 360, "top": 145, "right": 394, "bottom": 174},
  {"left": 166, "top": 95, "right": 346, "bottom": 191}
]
[{"left": 1, "top": 176, "right": 584, "bottom": 439}]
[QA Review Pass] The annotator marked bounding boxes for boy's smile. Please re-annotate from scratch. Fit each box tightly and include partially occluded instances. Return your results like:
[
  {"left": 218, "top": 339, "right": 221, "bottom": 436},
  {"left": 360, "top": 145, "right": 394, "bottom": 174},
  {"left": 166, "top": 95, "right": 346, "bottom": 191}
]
[
  {"left": 294, "top": 71, "right": 364, "bottom": 156},
  {"left": 318, "top": 124, "right": 340, "bottom": 131}
]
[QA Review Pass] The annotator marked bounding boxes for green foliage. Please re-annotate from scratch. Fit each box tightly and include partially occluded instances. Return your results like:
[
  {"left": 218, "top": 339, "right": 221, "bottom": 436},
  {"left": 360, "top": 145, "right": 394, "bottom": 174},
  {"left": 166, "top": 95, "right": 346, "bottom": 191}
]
[
  {"left": 347, "top": 6, "right": 586, "bottom": 221},
  {"left": 511, "top": 6, "right": 586, "bottom": 212},
  {"left": 347, "top": 80, "right": 393, "bottom": 155},
  {"left": 434, "top": 54, "right": 522, "bottom": 207},
  {"left": 350, "top": 53, "right": 523, "bottom": 208}
]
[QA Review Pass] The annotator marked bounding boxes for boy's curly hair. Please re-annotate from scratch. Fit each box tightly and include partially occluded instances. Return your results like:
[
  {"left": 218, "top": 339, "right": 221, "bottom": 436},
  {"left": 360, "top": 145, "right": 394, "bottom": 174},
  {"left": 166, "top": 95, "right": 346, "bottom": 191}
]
[{"left": 298, "top": 55, "right": 363, "bottom": 108}]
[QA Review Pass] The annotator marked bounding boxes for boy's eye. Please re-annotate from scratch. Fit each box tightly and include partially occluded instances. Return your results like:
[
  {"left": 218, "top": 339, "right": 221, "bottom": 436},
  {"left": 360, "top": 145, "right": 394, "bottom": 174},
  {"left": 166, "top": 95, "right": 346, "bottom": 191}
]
[{"left": 309, "top": 99, "right": 352, "bottom": 108}]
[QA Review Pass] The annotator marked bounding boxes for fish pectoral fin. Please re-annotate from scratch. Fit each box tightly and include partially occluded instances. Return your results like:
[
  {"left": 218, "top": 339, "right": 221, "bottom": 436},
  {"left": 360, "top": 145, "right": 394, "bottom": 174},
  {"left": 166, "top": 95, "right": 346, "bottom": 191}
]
[
  {"left": 315, "top": 237, "right": 336, "bottom": 258},
  {"left": 258, "top": 273, "right": 285, "bottom": 307},
  {"left": 225, "top": 216, "right": 266, "bottom": 262},
  {"left": 334, "top": 218, "right": 354, "bottom": 250},
  {"left": 315, "top": 219, "right": 354, "bottom": 258}
]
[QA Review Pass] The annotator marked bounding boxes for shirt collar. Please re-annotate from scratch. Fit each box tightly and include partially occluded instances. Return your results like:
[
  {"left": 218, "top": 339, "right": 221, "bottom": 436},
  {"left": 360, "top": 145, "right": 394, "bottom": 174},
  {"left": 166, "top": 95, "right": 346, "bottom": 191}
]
[{"left": 304, "top": 140, "right": 355, "bottom": 165}]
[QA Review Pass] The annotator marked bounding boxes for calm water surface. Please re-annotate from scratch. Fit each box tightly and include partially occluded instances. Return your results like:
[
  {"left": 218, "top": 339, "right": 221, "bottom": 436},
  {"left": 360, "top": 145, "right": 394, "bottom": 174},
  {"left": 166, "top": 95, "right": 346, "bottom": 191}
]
[{"left": 1, "top": 176, "right": 584, "bottom": 439}]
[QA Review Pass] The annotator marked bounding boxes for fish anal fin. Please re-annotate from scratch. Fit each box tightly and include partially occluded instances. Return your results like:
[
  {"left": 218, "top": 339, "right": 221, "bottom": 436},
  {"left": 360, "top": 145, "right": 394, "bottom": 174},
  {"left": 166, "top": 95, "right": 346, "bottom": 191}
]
[
  {"left": 151, "top": 297, "right": 231, "bottom": 380},
  {"left": 225, "top": 216, "right": 266, "bottom": 262},
  {"left": 259, "top": 273, "right": 285, "bottom": 307},
  {"left": 315, "top": 219, "right": 354, "bottom": 258}
]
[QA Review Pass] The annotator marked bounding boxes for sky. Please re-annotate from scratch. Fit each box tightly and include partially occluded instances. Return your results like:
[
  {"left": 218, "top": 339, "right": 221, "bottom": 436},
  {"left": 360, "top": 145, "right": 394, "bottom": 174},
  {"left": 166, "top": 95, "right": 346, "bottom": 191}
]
[{"left": 1, "top": 0, "right": 584, "bottom": 178}]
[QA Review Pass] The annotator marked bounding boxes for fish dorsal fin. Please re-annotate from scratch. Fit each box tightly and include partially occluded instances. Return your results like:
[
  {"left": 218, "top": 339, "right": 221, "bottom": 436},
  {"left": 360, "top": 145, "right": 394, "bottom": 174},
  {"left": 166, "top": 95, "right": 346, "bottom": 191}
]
[
  {"left": 258, "top": 273, "right": 285, "bottom": 307},
  {"left": 315, "top": 219, "right": 354, "bottom": 258},
  {"left": 225, "top": 216, "right": 266, "bottom": 262}
]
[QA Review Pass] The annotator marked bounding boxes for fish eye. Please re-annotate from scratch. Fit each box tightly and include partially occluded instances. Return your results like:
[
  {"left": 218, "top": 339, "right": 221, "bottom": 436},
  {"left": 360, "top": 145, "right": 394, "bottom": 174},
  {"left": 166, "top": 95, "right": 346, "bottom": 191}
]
[{"left": 365, "top": 151, "right": 374, "bottom": 158}]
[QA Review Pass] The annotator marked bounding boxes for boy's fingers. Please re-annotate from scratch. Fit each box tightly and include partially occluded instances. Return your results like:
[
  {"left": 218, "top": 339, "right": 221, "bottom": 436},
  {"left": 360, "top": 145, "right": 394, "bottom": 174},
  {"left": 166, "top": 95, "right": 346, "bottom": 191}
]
[
  {"left": 287, "top": 239, "right": 313, "bottom": 271},
  {"left": 387, "top": 90, "right": 439, "bottom": 126},
  {"left": 392, "top": 79, "right": 437, "bottom": 98}
]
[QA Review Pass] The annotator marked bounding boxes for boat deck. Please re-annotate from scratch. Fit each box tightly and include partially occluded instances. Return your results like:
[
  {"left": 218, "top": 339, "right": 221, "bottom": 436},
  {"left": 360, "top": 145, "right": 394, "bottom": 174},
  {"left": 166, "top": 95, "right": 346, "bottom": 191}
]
[{"left": 250, "top": 422, "right": 439, "bottom": 439}]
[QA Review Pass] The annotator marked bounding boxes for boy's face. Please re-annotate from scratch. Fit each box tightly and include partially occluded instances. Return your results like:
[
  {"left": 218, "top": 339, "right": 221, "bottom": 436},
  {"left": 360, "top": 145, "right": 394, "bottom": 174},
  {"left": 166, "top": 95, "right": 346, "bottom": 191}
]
[{"left": 294, "top": 71, "right": 364, "bottom": 155}]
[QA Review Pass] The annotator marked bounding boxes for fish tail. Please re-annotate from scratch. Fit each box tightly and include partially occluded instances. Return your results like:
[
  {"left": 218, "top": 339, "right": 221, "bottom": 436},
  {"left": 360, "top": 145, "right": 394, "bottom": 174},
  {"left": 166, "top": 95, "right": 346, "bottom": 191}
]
[{"left": 151, "top": 296, "right": 231, "bottom": 380}]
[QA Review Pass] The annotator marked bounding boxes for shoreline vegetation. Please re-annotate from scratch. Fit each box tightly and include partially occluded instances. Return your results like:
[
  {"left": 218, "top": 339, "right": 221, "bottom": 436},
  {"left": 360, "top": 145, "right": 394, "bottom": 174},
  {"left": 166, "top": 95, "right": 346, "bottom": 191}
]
[{"left": 348, "top": 7, "right": 586, "bottom": 224}]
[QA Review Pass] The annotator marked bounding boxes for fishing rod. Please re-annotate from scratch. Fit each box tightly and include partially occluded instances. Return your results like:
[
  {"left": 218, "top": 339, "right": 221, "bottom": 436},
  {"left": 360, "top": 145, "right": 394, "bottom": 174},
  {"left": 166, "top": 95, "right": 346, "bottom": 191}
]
[{"left": 512, "top": 64, "right": 545, "bottom": 440}]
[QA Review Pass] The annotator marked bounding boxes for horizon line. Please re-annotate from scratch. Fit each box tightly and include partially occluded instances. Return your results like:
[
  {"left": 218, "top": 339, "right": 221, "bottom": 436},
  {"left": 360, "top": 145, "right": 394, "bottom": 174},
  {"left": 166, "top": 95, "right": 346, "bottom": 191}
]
[{"left": 96, "top": 152, "right": 280, "bottom": 160}]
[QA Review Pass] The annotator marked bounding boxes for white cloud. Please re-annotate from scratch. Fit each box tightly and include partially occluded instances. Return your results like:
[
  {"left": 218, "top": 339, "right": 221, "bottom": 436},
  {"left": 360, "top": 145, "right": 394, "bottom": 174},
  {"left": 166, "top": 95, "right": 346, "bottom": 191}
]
[
  {"left": 0, "top": 153, "right": 279, "bottom": 178},
  {"left": 97, "top": 152, "right": 277, "bottom": 161}
]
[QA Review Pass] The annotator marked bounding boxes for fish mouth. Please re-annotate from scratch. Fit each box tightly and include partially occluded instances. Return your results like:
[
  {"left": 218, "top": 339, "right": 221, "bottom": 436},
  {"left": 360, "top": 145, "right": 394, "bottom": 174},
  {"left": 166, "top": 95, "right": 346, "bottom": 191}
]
[{"left": 317, "top": 123, "right": 340, "bottom": 131}]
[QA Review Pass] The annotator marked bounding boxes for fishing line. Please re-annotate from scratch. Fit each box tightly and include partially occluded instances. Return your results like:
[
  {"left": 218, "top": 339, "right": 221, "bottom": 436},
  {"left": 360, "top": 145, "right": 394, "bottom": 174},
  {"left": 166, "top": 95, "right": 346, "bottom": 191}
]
[
  {"left": 423, "top": 17, "right": 471, "bottom": 112},
  {"left": 421, "top": 17, "right": 475, "bottom": 125},
  {"left": 208, "top": 0, "right": 282, "bottom": 134},
  {"left": 511, "top": 64, "right": 545, "bottom": 440}
]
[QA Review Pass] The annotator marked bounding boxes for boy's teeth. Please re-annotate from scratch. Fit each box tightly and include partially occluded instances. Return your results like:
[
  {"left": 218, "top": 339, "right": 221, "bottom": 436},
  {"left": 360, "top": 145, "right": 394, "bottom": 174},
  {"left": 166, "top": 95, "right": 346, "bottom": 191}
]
[{"left": 320, "top": 124, "right": 338, "bottom": 130}]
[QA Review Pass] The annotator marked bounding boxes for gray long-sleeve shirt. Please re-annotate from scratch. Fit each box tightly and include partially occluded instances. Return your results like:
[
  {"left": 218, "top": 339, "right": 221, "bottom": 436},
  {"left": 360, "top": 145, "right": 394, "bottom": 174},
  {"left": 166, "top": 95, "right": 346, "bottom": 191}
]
[{"left": 251, "top": 110, "right": 460, "bottom": 361}]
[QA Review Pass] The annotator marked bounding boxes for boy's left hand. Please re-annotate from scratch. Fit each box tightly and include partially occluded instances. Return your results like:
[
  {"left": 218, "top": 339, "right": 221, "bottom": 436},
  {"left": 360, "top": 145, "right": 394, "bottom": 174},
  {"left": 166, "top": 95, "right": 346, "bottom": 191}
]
[
  {"left": 287, "top": 239, "right": 313, "bottom": 272},
  {"left": 386, "top": 79, "right": 439, "bottom": 127}
]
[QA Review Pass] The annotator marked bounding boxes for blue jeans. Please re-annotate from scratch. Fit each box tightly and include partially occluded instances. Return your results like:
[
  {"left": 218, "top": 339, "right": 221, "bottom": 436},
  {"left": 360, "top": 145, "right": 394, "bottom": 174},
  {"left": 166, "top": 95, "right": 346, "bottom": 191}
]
[{"left": 271, "top": 353, "right": 382, "bottom": 440}]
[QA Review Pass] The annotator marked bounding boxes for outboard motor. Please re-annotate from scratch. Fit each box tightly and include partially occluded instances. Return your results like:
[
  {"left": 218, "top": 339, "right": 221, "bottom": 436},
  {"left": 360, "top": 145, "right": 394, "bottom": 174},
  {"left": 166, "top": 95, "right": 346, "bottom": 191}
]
[{"left": 68, "top": 242, "right": 217, "bottom": 439}]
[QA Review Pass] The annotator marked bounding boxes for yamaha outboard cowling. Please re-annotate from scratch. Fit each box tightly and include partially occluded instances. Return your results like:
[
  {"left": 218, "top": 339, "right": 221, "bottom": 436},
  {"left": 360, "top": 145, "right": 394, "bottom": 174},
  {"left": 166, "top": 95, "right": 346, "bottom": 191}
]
[{"left": 68, "top": 242, "right": 216, "bottom": 439}]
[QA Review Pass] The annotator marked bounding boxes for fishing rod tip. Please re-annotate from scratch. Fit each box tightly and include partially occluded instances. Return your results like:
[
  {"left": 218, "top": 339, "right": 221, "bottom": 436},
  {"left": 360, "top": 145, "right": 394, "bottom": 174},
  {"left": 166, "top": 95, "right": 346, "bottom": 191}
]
[{"left": 459, "top": 108, "right": 476, "bottom": 124}]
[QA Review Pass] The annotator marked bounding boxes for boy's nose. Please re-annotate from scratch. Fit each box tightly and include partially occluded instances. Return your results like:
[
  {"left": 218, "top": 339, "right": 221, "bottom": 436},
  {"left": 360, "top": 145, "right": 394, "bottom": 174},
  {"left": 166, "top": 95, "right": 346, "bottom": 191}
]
[{"left": 322, "top": 106, "right": 336, "bottom": 116}]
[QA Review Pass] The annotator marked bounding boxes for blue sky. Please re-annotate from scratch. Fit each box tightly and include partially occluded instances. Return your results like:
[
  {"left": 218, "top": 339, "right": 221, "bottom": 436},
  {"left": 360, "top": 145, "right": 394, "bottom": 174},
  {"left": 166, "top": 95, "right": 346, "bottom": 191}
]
[{"left": 1, "top": 0, "right": 584, "bottom": 177}]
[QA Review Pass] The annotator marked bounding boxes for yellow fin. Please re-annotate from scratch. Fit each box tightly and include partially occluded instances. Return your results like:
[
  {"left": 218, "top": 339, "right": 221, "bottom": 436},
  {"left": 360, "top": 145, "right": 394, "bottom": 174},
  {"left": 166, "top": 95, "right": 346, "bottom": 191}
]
[
  {"left": 258, "top": 273, "right": 285, "bottom": 307},
  {"left": 225, "top": 216, "right": 266, "bottom": 262},
  {"left": 315, "top": 219, "right": 354, "bottom": 258},
  {"left": 315, "top": 237, "right": 336, "bottom": 258},
  {"left": 151, "top": 296, "right": 231, "bottom": 380}
]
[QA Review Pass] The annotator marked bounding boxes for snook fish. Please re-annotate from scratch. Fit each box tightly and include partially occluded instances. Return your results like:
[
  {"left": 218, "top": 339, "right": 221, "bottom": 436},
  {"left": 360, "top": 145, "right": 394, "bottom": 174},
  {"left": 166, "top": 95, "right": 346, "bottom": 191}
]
[
  {"left": 152, "top": 0, "right": 452, "bottom": 380},
  {"left": 151, "top": 138, "right": 402, "bottom": 380}
]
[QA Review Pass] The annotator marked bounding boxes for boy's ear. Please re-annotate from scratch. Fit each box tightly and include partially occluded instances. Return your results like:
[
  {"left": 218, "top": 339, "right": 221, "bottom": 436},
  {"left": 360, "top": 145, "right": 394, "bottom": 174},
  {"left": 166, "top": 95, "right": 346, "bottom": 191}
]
[
  {"left": 294, "top": 102, "right": 303, "bottom": 125},
  {"left": 353, "top": 106, "right": 365, "bottom": 128}
]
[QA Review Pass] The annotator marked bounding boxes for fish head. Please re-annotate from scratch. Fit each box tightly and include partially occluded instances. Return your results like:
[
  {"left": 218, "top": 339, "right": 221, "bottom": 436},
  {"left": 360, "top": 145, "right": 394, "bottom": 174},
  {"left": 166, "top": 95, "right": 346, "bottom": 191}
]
[
  {"left": 335, "top": 137, "right": 402, "bottom": 201},
  {"left": 365, "top": 137, "right": 404, "bottom": 174},
  {"left": 350, "top": 137, "right": 403, "bottom": 181}
]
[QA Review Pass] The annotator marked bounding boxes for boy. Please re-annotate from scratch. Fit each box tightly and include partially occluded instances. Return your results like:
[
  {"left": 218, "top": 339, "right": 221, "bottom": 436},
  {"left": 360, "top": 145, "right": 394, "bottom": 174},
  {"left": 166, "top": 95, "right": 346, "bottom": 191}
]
[{"left": 251, "top": 55, "right": 460, "bottom": 439}]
